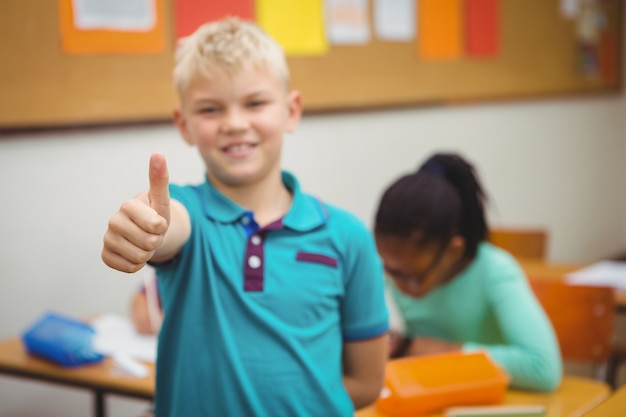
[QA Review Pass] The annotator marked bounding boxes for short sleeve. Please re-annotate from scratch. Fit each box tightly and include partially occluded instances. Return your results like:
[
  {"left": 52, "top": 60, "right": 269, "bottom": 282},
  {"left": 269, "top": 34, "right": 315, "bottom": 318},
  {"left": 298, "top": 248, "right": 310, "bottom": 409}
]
[{"left": 339, "top": 218, "right": 389, "bottom": 341}]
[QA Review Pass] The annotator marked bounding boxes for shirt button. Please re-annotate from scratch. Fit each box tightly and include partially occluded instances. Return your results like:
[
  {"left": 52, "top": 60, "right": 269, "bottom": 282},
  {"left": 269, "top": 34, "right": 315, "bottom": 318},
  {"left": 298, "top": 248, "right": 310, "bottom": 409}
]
[
  {"left": 248, "top": 255, "right": 261, "bottom": 269},
  {"left": 241, "top": 216, "right": 250, "bottom": 225},
  {"left": 250, "top": 235, "right": 262, "bottom": 245}
]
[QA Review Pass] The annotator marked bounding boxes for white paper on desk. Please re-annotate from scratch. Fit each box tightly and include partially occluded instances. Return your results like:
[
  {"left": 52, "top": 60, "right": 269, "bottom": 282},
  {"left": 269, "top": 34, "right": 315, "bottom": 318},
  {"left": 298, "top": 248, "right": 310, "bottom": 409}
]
[
  {"left": 91, "top": 313, "right": 157, "bottom": 363},
  {"left": 566, "top": 261, "right": 626, "bottom": 291}
]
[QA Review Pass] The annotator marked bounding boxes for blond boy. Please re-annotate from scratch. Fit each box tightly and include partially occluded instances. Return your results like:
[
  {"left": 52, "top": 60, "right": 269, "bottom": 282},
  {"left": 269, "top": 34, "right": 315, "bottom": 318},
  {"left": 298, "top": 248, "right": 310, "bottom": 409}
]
[{"left": 102, "top": 18, "right": 388, "bottom": 416}]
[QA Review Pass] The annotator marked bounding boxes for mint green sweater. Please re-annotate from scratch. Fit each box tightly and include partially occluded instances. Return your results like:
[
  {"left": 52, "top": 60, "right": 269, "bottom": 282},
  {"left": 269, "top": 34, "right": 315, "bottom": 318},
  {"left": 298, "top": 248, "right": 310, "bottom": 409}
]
[{"left": 387, "top": 242, "right": 562, "bottom": 391}]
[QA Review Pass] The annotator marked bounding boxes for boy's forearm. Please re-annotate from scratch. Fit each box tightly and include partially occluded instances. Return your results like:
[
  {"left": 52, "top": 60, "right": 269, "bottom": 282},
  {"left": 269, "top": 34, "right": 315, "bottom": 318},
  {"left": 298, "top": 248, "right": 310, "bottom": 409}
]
[
  {"left": 342, "top": 335, "right": 388, "bottom": 409},
  {"left": 343, "top": 376, "right": 383, "bottom": 410}
]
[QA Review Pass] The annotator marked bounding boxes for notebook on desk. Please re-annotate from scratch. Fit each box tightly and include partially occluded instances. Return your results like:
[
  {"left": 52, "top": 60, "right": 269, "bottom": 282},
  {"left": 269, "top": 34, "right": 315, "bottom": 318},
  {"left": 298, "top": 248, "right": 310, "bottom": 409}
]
[
  {"left": 91, "top": 313, "right": 157, "bottom": 363},
  {"left": 566, "top": 261, "right": 626, "bottom": 291},
  {"left": 445, "top": 405, "right": 546, "bottom": 417}
]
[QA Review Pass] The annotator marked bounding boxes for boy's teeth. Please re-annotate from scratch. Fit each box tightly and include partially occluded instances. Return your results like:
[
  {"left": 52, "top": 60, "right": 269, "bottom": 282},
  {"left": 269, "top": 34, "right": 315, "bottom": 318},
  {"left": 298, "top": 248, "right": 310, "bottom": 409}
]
[{"left": 229, "top": 144, "right": 250, "bottom": 152}]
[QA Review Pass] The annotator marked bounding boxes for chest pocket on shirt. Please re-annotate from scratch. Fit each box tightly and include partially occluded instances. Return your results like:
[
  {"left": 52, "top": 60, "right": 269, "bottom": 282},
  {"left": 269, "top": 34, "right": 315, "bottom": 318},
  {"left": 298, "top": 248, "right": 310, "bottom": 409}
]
[
  {"left": 292, "top": 250, "right": 342, "bottom": 310},
  {"left": 258, "top": 250, "right": 342, "bottom": 328},
  {"left": 296, "top": 251, "right": 339, "bottom": 268}
]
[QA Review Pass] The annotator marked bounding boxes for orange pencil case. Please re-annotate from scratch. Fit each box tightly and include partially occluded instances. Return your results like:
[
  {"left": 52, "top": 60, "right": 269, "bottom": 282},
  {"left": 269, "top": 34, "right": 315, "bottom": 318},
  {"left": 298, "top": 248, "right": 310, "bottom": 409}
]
[{"left": 375, "top": 351, "right": 510, "bottom": 417}]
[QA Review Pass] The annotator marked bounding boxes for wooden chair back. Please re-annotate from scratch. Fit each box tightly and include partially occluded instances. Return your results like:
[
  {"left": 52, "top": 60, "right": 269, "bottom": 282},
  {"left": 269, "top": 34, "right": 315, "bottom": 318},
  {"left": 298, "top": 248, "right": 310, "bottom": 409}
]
[
  {"left": 529, "top": 279, "right": 615, "bottom": 363},
  {"left": 488, "top": 227, "right": 548, "bottom": 260}
]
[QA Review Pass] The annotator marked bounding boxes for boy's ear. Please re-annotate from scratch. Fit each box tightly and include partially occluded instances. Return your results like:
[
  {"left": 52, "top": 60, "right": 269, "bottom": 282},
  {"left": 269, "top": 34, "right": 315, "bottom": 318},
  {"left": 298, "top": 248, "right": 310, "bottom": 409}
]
[
  {"left": 173, "top": 107, "right": 194, "bottom": 146},
  {"left": 285, "top": 90, "right": 302, "bottom": 132}
]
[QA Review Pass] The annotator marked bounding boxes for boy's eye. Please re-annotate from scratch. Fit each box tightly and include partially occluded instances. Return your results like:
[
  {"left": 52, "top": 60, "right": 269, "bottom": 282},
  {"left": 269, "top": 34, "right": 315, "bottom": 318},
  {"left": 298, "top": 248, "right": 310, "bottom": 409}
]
[
  {"left": 199, "top": 107, "right": 219, "bottom": 114},
  {"left": 248, "top": 100, "right": 266, "bottom": 108}
]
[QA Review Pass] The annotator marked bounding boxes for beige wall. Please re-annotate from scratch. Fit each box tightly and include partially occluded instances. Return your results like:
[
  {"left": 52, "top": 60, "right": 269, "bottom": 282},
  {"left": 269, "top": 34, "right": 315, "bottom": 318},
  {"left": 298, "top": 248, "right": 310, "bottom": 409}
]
[{"left": 0, "top": 93, "right": 624, "bottom": 415}]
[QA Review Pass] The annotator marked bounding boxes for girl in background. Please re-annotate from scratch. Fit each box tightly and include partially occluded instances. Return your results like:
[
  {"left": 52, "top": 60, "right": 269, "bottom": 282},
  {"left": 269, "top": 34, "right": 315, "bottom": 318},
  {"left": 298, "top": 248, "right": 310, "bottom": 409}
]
[{"left": 374, "top": 153, "right": 562, "bottom": 392}]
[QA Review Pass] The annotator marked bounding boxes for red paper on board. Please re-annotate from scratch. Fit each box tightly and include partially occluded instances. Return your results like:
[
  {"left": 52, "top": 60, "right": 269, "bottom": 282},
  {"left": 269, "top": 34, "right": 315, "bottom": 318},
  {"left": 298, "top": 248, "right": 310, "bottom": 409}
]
[
  {"left": 465, "top": 0, "right": 499, "bottom": 57},
  {"left": 599, "top": 31, "right": 618, "bottom": 85},
  {"left": 174, "top": 0, "right": 255, "bottom": 39}
]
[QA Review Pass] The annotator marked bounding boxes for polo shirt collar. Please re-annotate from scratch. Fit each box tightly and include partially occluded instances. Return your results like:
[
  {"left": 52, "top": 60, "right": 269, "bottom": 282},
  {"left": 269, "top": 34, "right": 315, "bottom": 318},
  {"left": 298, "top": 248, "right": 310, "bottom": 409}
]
[
  {"left": 197, "top": 178, "right": 246, "bottom": 223},
  {"left": 198, "top": 171, "right": 328, "bottom": 231},
  {"left": 282, "top": 172, "right": 329, "bottom": 232}
]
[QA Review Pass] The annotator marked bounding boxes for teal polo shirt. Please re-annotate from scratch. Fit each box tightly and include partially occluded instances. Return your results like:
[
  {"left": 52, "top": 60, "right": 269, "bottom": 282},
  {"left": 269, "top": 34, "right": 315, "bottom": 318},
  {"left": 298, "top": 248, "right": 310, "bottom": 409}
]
[{"left": 153, "top": 172, "right": 389, "bottom": 417}]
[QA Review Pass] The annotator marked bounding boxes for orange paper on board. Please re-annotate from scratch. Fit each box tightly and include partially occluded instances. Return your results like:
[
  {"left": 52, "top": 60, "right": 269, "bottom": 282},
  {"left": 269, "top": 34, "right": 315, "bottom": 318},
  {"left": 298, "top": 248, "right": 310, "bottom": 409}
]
[
  {"left": 418, "top": 0, "right": 462, "bottom": 60},
  {"left": 58, "top": 0, "right": 166, "bottom": 54}
]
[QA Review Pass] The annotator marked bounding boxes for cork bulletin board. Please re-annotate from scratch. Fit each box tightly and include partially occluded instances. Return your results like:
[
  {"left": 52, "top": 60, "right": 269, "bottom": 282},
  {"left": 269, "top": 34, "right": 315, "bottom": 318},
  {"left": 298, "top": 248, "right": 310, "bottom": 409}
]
[{"left": 0, "top": 0, "right": 621, "bottom": 130}]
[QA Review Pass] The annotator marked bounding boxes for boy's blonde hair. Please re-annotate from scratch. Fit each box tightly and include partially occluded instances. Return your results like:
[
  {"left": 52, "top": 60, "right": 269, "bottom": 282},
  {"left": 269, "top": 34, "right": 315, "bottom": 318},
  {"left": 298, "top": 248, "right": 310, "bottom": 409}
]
[{"left": 173, "top": 18, "right": 290, "bottom": 96}]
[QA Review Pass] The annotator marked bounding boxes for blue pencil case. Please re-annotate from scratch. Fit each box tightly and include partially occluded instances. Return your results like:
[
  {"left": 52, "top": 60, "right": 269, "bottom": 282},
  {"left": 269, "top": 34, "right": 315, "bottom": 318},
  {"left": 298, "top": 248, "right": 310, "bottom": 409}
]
[{"left": 21, "top": 312, "right": 105, "bottom": 367}]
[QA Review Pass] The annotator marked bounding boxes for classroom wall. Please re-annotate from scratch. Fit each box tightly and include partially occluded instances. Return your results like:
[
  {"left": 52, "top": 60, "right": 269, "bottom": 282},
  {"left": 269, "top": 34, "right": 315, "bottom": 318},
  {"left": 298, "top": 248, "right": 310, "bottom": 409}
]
[
  {"left": 0, "top": 92, "right": 625, "bottom": 416},
  {"left": 1, "top": 19, "right": 626, "bottom": 416}
]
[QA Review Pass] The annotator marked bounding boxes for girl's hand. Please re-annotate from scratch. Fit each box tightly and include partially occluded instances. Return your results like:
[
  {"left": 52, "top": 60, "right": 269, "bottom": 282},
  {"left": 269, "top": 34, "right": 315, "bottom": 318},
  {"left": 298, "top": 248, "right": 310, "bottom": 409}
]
[
  {"left": 406, "top": 337, "right": 462, "bottom": 356},
  {"left": 388, "top": 331, "right": 411, "bottom": 358}
]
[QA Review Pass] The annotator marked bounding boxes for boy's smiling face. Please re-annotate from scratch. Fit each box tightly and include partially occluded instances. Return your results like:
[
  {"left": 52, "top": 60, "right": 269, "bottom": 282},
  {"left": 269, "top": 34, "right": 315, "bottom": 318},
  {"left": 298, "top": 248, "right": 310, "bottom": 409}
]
[{"left": 174, "top": 65, "right": 301, "bottom": 190}]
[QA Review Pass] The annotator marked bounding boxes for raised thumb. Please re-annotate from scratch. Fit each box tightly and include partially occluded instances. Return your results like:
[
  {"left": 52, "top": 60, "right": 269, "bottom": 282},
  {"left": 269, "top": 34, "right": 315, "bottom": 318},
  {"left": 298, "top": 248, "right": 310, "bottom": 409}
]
[{"left": 148, "top": 152, "right": 170, "bottom": 224}]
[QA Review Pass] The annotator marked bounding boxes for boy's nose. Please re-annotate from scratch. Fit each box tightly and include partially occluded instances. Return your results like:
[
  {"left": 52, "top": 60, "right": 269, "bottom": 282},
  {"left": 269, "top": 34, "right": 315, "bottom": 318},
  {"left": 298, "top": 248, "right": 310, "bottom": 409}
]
[{"left": 221, "top": 108, "right": 249, "bottom": 133}]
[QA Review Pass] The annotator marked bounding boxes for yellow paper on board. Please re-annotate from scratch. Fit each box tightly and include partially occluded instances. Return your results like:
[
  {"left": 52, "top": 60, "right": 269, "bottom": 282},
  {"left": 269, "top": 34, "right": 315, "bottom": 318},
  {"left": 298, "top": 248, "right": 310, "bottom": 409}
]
[{"left": 256, "top": 0, "right": 328, "bottom": 56}]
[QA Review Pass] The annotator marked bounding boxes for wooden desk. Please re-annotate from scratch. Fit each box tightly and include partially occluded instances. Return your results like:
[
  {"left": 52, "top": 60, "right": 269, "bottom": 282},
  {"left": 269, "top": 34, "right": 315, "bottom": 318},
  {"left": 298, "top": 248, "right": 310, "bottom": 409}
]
[
  {"left": 519, "top": 260, "right": 626, "bottom": 308},
  {"left": 0, "top": 338, "right": 154, "bottom": 417},
  {"left": 583, "top": 385, "right": 626, "bottom": 416},
  {"left": 355, "top": 377, "right": 611, "bottom": 417},
  {"left": 0, "top": 334, "right": 613, "bottom": 417}
]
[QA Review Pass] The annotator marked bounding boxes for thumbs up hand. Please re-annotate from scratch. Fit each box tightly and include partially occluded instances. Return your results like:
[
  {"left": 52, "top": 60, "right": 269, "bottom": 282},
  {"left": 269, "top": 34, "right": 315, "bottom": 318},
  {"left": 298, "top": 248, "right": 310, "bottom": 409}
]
[
  {"left": 102, "top": 153, "right": 172, "bottom": 273},
  {"left": 147, "top": 152, "right": 171, "bottom": 226}
]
